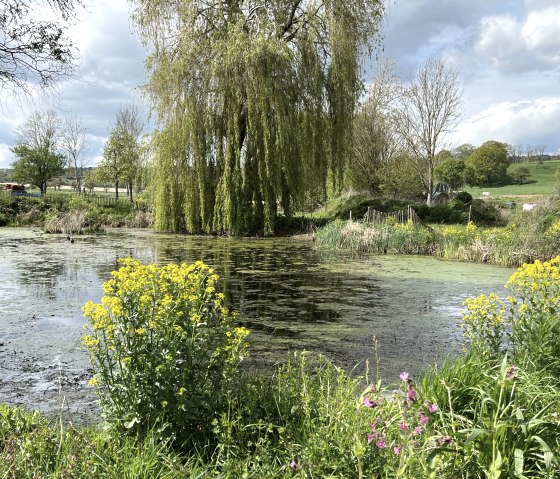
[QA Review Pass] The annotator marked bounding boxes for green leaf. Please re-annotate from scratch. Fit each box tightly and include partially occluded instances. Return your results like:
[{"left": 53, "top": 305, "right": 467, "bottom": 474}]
[
  {"left": 514, "top": 448, "right": 524, "bottom": 475},
  {"left": 487, "top": 450, "right": 503, "bottom": 479},
  {"left": 463, "top": 427, "right": 489, "bottom": 443},
  {"left": 124, "top": 417, "right": 140, "bottom": 429}
]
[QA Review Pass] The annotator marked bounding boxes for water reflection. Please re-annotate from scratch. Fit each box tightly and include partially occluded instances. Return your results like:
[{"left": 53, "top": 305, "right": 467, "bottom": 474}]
[{"left": 0, "top": 228, "right": 514, "bottom": 386}]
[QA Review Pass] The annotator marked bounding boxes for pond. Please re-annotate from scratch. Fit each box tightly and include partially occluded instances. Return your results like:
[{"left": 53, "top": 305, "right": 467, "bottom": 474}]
[{"left": 0, "top": 227, "right": 514, "bottom": 421}]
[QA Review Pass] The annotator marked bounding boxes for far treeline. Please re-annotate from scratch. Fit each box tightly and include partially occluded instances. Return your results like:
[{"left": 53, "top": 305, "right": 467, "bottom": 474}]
[{"left": 4, "top": 1, "right": 558, "bottom": 235}]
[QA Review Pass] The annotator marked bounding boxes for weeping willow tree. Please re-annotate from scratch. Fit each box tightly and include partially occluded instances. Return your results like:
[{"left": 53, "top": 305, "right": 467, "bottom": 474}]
[{"left": 130, "top": 0, "right": 385, "bottom": 234}]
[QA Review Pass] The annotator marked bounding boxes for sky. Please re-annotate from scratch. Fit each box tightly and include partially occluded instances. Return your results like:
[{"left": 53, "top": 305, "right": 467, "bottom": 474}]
[{"left": 0, "top": 0, "right": 559, "bottom": 168}]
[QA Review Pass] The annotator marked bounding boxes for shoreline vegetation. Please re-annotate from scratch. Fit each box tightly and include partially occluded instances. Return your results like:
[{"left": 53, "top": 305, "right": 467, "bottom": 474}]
[
  {"left": 2, "top": 187, "right": 560, "bottom": 268},
  {"left": 1, "top": 257, "right": 559, "bottom": 477},
  {"left": 3, "top": 189, "right": 560, "bottom": 268},
  {"left": 315, "top": 194, "right": 560, "bottom": 268}
]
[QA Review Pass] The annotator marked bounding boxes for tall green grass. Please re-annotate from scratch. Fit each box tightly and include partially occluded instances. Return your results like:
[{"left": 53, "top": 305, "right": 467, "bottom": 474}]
[
  {"left": 2, "top": 351, "right": 558, "bottom": 477},
  {"left": 317, "top": 200, "right": 560, "bottom": 267},
  {"left": 318, "top": 219, "right": 435, "bottom": 255}
]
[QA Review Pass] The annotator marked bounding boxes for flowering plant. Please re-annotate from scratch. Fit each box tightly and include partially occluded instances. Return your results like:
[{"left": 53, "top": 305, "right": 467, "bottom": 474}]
[
  {"left": 82, "top": 258, "right": 249, "bottom": 442},
  {"left": 358, "top": 372, "right": 452, "bottom": 477},
  {"left": 462, "top": 256, "right": 560, "bottom": 373}
]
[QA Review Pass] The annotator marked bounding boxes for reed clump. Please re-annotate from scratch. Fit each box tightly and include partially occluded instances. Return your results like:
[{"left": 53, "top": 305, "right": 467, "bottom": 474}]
[{"left": 318, "top": 199, "right": 560, "bottom": 267}]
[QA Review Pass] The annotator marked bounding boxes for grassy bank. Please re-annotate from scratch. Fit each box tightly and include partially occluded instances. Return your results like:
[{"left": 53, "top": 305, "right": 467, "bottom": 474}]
[
  {"left": 0, "top": 194, "right": 152, "bottom": 233},
  {"left": 1, "top": 258, "right": 560, "bottom": 478},
  {"left": 2, "top": 353, "right": 558, "bottom": 478}
]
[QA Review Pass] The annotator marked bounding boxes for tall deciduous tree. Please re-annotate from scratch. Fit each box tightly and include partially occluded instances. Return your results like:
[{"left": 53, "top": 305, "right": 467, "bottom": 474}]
[
  {"left": 130, "top": 0, "right": 385, "bottom": 235},
  {"left": 0, "top": 0, "right": 83, "bottom": 95},
  {"left": 465, "top": 140, "right": 509, "bottom": 186},
  {"left": 394, "top": 58, "right": 462, "bottom": 205},
  {"left": 99, "top": 105, "right": 143, "bottom": 200},
  {"left": 61, "top": 115, "right": 89, "bottom": 193},
  {"left": 10, "top": 109, "right": 65, "bottom": 193},
  {"left": 348, "top": 59, "right": 401, "bottom": 194}
]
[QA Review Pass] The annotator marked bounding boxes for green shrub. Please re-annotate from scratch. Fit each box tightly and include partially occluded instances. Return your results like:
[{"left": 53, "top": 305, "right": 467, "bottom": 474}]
[
  {"left": 83, "top": 259, "right": 249, "bottom": 445},
  {"left": 455, "top": 191, "right": 473, "bottom": 204},
  {"left": 510, "top": 166, "right": 532, "bottom": 184},
  {"left": 469, "top": 199, "right": 505, "bottom": 226}
]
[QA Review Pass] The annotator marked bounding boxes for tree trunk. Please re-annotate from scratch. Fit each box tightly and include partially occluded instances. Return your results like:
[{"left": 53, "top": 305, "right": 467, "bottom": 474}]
[{"left": 115, "top": 180, "right": 119, "bottom": 199}]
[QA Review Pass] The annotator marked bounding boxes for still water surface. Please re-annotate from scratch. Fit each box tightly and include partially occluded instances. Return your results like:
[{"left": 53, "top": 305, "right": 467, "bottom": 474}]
[{"left": 0, "top": 228, "right": 513, "bottom": 418}]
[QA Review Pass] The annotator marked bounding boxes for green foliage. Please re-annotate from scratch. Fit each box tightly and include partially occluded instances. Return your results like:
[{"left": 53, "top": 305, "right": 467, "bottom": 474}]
[
  {"left": 434, "top": 157, "right": 466, "bottom": 190},
  {"left": 510, "top": 165, "right": 532, "bottom": 184},
  {"left": 347, "top": 60, "right": 400, "bottom": 194},
  {"left": 0, "top": 405, "right": 187, "bottom": 478},
  {"left": 83, "top": 259, "right": 249, "bottom": 445},
  {"left": 455, "top": 191, "right": 473, "bottom": 204},
  {"left": 132, "top": 0, "right": 385, "bottom": 235},
  {"left": 0, "top": 192, "right": 150, "bottom": 230},
  {"left": 11, "top": 144, "right": 65, "bottom": 194},
  {"left": 413, "top": 199, "right": 503, "bottom": 226},
  {"left": 421, "top": 354, "right": 560, "bottom": 479},
  {"left": 379, "top": 155, "right": 426, "bottom": 199},
  {"left": 317, "top": 219, "right": 435, "bottom": 254},
  {"left": 452, "top": 143, "right": 475, "bottom": 159},
  {"left": 98, "top": 105, "right": 143, "bottom": 201},
  {"left": 465, "top": 141, "right": 510, "bottom": 186}
]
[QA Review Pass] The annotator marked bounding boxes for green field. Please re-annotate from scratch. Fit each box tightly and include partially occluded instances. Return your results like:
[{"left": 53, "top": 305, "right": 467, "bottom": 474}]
[{"left": 465, "top": 160, "right": 559, "bottom": 198}]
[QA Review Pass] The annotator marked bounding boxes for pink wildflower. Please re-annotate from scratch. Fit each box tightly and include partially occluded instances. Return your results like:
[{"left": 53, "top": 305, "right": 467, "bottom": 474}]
[
  {"left": 370, "top": 419, "right": 380, "bottom": 431},
  {"left": 419, "top": 414, "right": 429, "bottom": 425},
  {"left": 399, "top": 422, "right": 409, "bottom": 431},
  {"left": 363, "top": 397, "right": 377, "bottom": 408},
  {"left": 393, "top": 446, "right": 401, "bottom": 455},
  {"left": 406, "top": 388, "right": 417, "bottom": 402},
  {"left": 399, "top": 372, "right": 410, "bottom": 382},
  {"left": 290, "top": 460, "right": 297, "bottom": 469},
  {"left": 376, "top": 438, "right": 386, "bottom": 449},
  {"left": 413, "top": 426, "right": 423, "bottom": 435},
  {"left": 367, "top": 433, "right": 375, "bottom": 444},
  {"left": 428, "top": 403, "right": 438, "bottom": 413}
]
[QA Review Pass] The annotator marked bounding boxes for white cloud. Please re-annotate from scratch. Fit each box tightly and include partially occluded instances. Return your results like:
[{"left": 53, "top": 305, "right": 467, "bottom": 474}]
[
  {"left": 0, "top": 144, "right": 14, "bottom": 168},
  {"left": 452, "top": 98, "right": 560, "bottom": 151},
  {"left": 474, "top": 7, "right": 560, "bottom": 74},
  {"left": 523, "top": 7, "right": 560, "bottom": 56},
  {"left": 0, "top": 0, "right": 146, "bottom": 168}
]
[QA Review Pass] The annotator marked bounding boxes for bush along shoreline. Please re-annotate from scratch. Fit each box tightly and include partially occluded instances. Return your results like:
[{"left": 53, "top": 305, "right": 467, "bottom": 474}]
[
  {"left": 0, "top": 194, "right": 153, "bottom": 233},
  {"left": 317, "top": 199, "right": 560, "bottom": 267},
  {"left": 1, "top": 256, "right": 559, "bottom": 477}
]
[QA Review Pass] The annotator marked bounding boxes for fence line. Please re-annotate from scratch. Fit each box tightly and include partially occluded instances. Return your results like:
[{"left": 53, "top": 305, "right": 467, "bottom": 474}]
[
  {"left": 362, "top": 205, "right": 420, "bottom": 225},
  {"left": 1, "top": 189, "right": 151, "bottom": 211}
]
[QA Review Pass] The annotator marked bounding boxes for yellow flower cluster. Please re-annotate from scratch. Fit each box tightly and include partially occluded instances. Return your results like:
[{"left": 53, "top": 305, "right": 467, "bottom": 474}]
[
  {"left": 462, "top": 256, "right": 560, "bottom": 358},
  {"left": 506, "top": 257, "right": 560, "bottom": 290},
  {"left": 546, "top": 220, "right": 560, "bottom": 236},
  {"left": 441, "top": 225, "right": 464, "bottom": 237}
]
